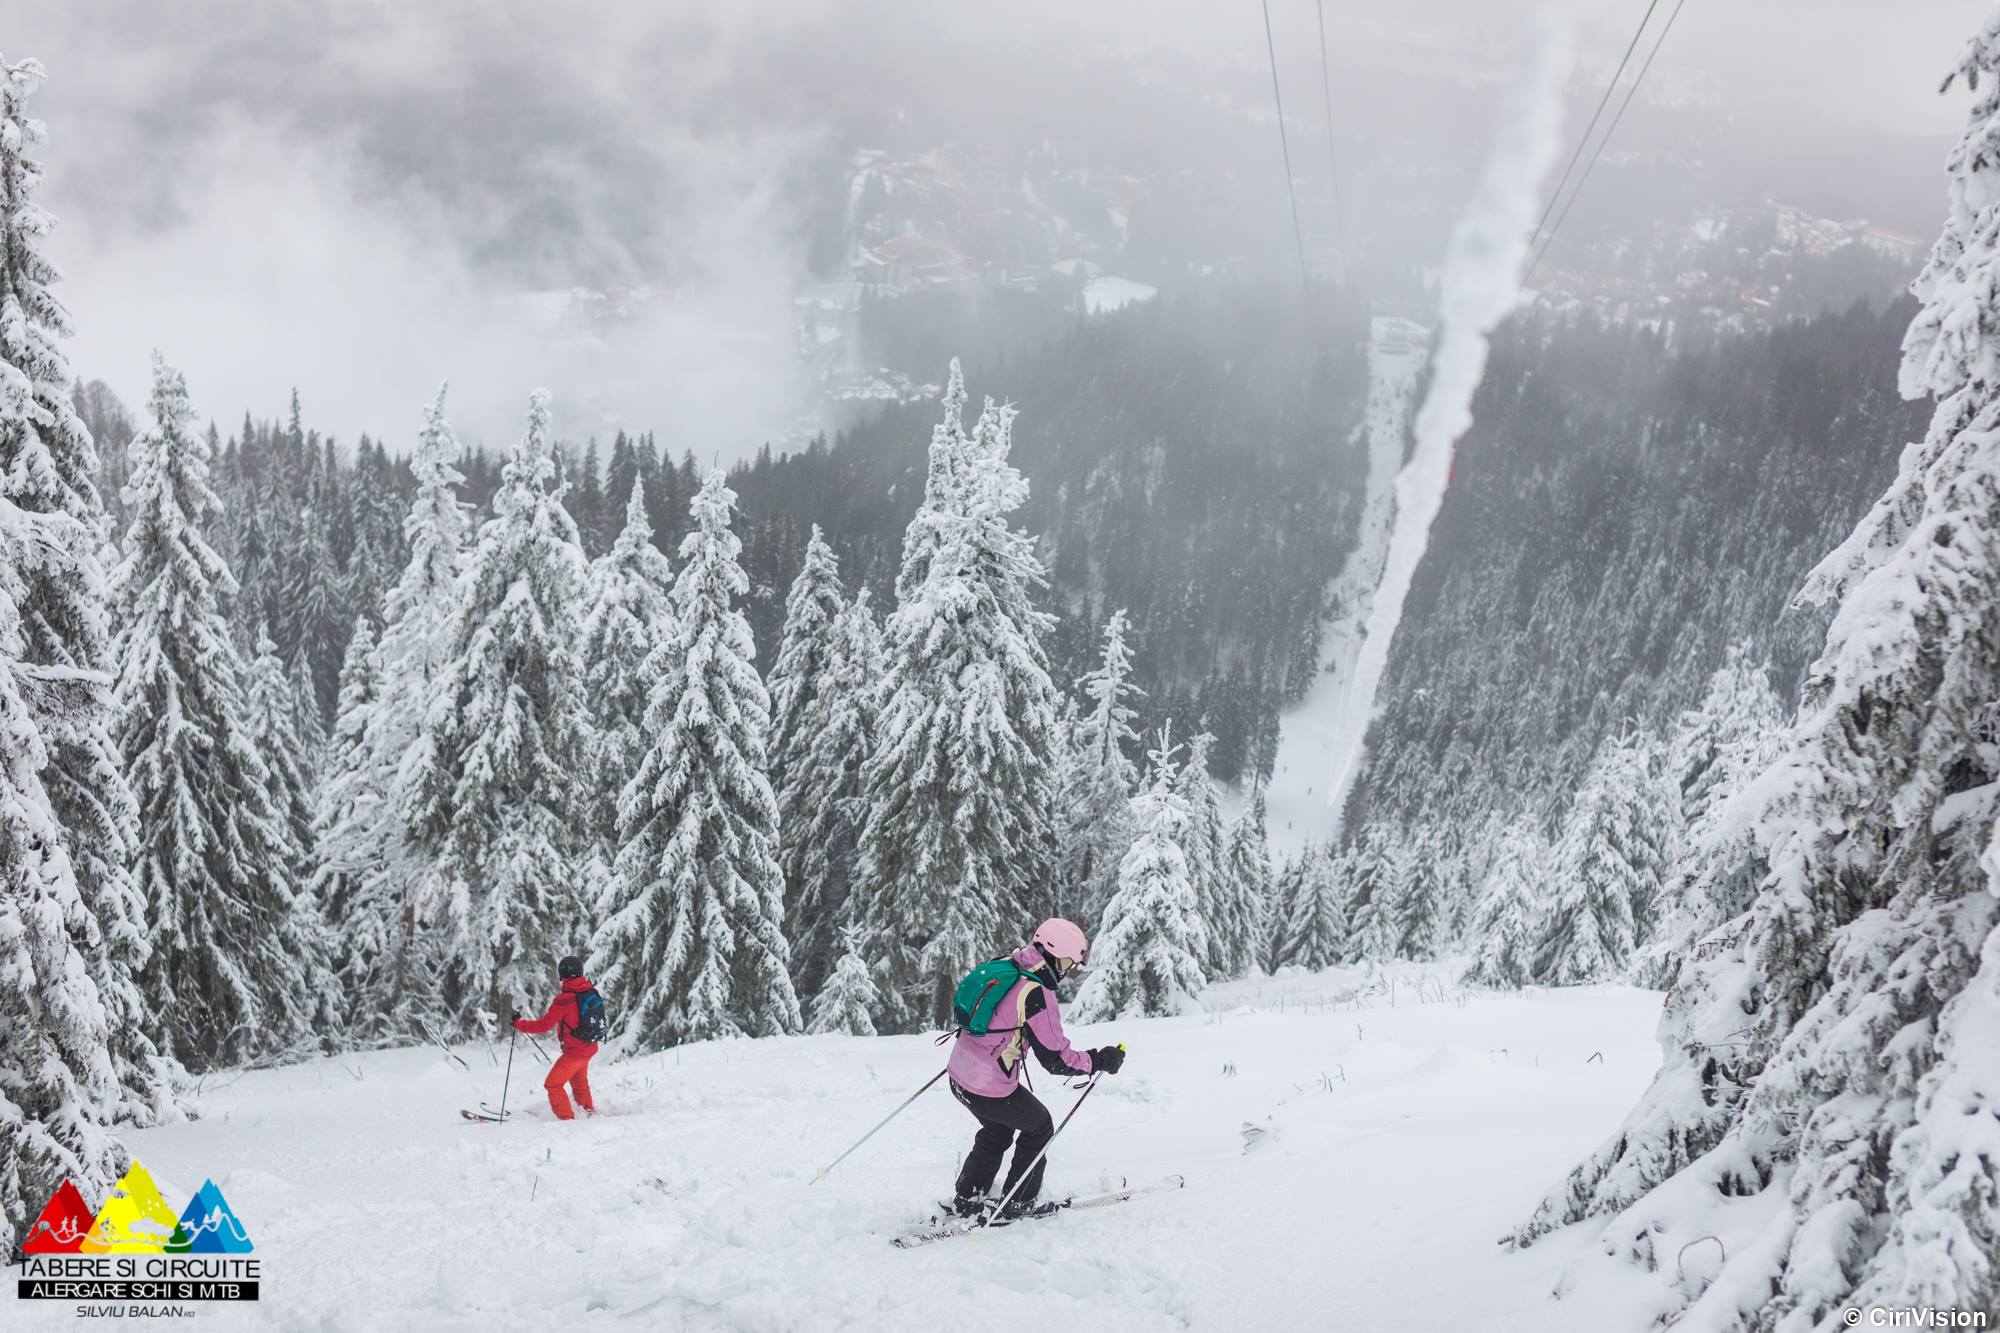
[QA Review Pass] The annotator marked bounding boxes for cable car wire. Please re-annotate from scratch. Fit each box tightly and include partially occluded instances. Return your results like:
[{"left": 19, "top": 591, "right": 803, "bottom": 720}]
[
  {"left": 1526, "top": 0, "right": 1662, "bottom": 254},
  {"left": 1262, "top": 0, "right": 1314, "bottom": 308},
  {"left": 1317, "top": 0, "right": 1340, "bottom": 235},
  {"left": 1527, "top": 0, "right": 1690, "bottom": 279}
]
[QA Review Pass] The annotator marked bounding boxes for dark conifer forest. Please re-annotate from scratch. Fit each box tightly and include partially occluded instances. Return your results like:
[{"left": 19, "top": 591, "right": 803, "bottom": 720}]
[{"left": 85, "top": 289, "right": 1911, "bottom": 810}]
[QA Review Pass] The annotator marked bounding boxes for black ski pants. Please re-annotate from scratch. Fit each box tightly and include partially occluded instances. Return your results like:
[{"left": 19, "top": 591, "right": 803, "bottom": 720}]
[{"left": 951, "top": 1079, "right": 1054, "bottom": 1206}]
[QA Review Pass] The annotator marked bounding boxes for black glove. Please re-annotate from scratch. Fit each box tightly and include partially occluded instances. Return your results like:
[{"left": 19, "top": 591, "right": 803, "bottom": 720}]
[
  {"left": 1091, "top": 1045, "right": 1126, "bottom": 1075},
  {"left": 509, "top": 1009, "right": 522, "bottom": 1023}
]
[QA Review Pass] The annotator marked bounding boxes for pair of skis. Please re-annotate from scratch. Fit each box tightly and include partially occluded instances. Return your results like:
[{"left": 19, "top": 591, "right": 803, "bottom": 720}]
[
  {"left": 462, "top": 1104, "right": 602, "bottom": 1123},
  {"left": 890, "top": 1174, "right": 1184, "bottom": 1249}
]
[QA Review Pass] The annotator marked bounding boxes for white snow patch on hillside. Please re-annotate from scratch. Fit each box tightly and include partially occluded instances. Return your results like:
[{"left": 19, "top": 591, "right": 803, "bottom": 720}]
[
  {"left": 1084, "top": 276, "right": 1159, "bottom": 314},
  {"left": 27, "top": 965, "right": 1669, "bottom": 1331}
]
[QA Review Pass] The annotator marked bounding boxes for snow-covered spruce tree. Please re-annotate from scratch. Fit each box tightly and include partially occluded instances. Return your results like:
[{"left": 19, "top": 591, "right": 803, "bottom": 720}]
[
  {"left": 1668, "top": 644, "right": 1786, "bottom": 838},
  {"left": 113, "top": 355, "right": 328, "bottom": 1069},
  {"left": 767, "top": 524, "right": 845, "bottom": 801},
  {"left": 315, "top": 387, "right": 467, "bottom": 1038},
  {"left": 894, "top": 358, "right": 971, "bottom": 603},
  {"left": 590, "top": 469, "right": 800, "bottom": 1050},
  {"left": 807, "top": 926, "right": 880, "bottom": 1037},
  {"left": 341, "top": 476, "right": 389, "bottom": 629},
  {"left": 0, "top": 475, "right": 128, "bottom": 1246},
  {"left": 1266, "top": 847, "right": 1308, "bottom": 971},
  {"left": 1057, "top": 609, "right": 1142, "bottom": 927},
  {"left": 957, "top": 394, "right": 1063, "bottom": 917},
  {"left": 964, "top": 392, "right": 1064, "bottom": 932},
  {"left": 1624, "top": 729, "right": 1680, "bottom": 948},
  {"left": 855, "top": 383, "right": 1061, "bottom": 1028},
  {"left": 1073, "top": 730, "right": 1211, "bottom": 1020},
  {"left": 1266, "top": 852, "right": 1307, "bottom": 970},
  {"left": 1514, "top": 26, "right": 2000, "bottom": 1322},
  {"left": 225, "top": 461, "right": 272, "bottom": 644},
  {"left": 286, "top": 647, "right": 326, "bottom": 781},
  {"left": 379, "top": 384, "right": 470, "bottom": 775},
  {"left": 1462, "top": 827, "right": 1547, "bottom": 989},
  {"left": 779, "top": 588, "right": 882, "bottom": 999},
  {"left": 1386, "top": 823, "right": 1444, "bottom": 962},
  {"left": 1535, "top": 734, "right": 1651, "bottom": 986},
  {"left": 1634, "top": 652, "right": 1787, "bottom": 989},
  {"left": 1282, "top": 843, "right": 1350, "bottom": 972},
  {"left": 1219, "top": 791, "right": 1274, "bottom": 977},
  {"left": 408, "top": 389, "right": 588, "bottom": 1027},
  {"left": 765, "top": 523, "right": 852, "bottom": 986},
  {"left": 1344, "top": 827, "right": 1399, "bottom": 963},
  {"left": 0, "top": 54, "right": 174, "bottom": 1125},
  {"left": 1437, "top": 818, "right": 1489, "bottom": 950},
  {"left": 1174, "top": 731, "right": 1231, "bottom": 961},
  {"left": 576, "top": 477, "right": 676, "bottom": 930},
  {"left": 245, "top": 624, "right": 314, "bottom": 884},
  {"left": 309, "top": 617, "right": 395, "bottom": 1033},
  {"left": 282, "top": 442, "right": 346, "bottom": 723},
  {"left": 306, "top": 613, "right": 379, "bottom": 938}
]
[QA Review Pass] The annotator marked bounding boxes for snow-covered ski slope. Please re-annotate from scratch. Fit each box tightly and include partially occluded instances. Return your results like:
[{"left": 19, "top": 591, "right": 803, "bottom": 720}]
[
  {"left": 28, "top": 966, "right": 1668, "bottom": 1331},
  {"left": 1262, "top": 318, "right": 1430, "bottom": 857}
]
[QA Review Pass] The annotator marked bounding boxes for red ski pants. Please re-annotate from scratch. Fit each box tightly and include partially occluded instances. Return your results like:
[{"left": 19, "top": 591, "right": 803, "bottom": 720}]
[{"left": 544, "top": 1050, "right": 596, "bottom": 1120}]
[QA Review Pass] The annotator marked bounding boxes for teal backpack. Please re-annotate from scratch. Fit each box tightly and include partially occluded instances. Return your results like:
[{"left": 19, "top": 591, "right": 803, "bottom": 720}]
[
  {"left": 569, "top": 987, "right": 607, "bottom": 1044},
  {"left": 951, "top": 957, "right": 1034, "bottom": 1034}
]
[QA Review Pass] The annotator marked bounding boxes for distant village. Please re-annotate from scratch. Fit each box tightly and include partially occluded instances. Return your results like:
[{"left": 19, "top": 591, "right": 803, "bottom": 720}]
[{"left": 1528, "top": 201, "right": 1924, "bottom": 332}]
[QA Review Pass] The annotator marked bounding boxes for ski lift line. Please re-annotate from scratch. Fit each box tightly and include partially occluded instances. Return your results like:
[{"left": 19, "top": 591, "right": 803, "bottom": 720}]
[
  {"left": 1526, "top": 0, "right": 1689, "bottom": 279},
  {"left": 1261, "top": 0, "right": 1315, "bottom": 308},
  {"left": 1316, "top": 0, "right": 1339, "bottom": 222},
  {"left": 1525, "top": 0, "right": 1663, "bottom": 253}
]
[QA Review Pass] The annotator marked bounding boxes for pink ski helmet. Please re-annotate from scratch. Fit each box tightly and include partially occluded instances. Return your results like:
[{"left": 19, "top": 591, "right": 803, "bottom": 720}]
[{"left": 1032, "top": 917, "right": 1090, "bottom": 971}]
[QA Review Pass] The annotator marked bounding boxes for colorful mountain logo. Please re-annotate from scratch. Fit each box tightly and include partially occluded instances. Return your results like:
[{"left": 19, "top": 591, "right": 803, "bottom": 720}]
[
  {"left": 81, "top": 1160, "right": 187, "bottom": 1253},
  {"left": 21, "top": 1179, "right": 96, "bottom": 1253},
  {"left": 18, "top": 1160, "right": 255, "bottom": 1257},
  {"left": 168, "top": 1179, "right": 254, "bottom": 1254}
]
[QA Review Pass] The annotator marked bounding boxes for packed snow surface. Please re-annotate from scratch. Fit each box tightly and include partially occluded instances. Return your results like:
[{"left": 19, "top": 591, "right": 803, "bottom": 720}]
[{"left": 29, "top": 966, "right": 1669, "bottom": 1331}]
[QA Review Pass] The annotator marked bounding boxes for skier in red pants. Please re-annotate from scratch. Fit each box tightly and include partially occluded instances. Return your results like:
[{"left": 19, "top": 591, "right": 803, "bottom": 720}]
[{"left": 511, "top": 956, "right": 602, "bottom": 1120}]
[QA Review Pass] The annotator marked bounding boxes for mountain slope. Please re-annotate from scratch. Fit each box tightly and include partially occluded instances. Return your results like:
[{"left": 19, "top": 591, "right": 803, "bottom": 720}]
[{"left": 1354, "top": 299, "right": 1925, "bottom": 832}]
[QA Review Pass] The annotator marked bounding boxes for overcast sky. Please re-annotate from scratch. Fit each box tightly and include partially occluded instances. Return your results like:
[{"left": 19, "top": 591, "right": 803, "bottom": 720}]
[{"left": 10, "top": 0, "right": 1989, "bottom": 457}]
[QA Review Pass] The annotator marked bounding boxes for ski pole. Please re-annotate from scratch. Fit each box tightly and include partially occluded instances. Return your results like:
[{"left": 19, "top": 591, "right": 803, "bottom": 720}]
[
  {"left": 812, "top": 1067, "right": 949, "bottom": 1183},
  {"left": 497, "top": 1025, "right": 518, "bottom": 1121},
  {"left": 981, "top": 1044, "right": 1122, "bottom": 1227}
]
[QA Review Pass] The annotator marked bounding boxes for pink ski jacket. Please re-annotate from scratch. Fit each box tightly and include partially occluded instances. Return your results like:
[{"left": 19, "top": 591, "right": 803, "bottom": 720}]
[{"left": 947, "top": 947, "right": 1095, "bottom": 1098}]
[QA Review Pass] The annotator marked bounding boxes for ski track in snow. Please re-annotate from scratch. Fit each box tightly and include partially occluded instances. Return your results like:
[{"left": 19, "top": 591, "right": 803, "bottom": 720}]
[{"left": 32, "top": 966, "right": 1670, "bottom": 1332}]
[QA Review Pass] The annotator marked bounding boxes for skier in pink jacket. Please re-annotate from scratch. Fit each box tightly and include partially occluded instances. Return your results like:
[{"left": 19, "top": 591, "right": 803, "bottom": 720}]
[{"left": 944, "top": 918, "right": 1126, "bottom": 1218}]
